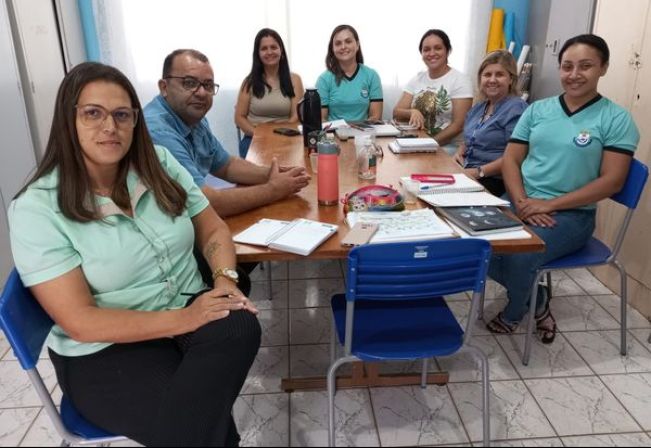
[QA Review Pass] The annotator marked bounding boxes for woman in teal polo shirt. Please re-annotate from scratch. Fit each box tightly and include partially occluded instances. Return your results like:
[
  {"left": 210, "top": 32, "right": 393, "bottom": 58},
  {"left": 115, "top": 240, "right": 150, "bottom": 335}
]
[
  {"left": 316, "top": 24, "right": 383, "bottom": 122},
  {"left": 486, "top": 35, "right": 639, "bottom": 343},
  {"left": 8, "top": 62, "right": 260, "bottom": 446}
]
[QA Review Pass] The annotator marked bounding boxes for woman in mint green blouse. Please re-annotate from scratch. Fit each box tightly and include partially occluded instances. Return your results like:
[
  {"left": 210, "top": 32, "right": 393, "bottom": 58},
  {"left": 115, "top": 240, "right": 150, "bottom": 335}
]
[{"left": 8, "top": 62, "right": 260, "bottom": 446}]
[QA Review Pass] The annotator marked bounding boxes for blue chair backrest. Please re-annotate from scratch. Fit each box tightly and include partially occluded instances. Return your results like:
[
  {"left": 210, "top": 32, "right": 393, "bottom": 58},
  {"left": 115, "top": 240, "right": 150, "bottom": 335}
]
[
  {"left": 346, "top": 239, "right": 492, "bottom": 302},
  {"left": 0, "top": 269, "right": 54, "bottom": 370},
  {"left": 612, "top": 159, "right": 649, "bottom": 209}
]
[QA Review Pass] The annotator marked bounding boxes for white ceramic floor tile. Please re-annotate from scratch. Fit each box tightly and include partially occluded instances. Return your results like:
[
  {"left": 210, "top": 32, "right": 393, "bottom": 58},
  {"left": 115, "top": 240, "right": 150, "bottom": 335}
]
[
  {"left": 552, "top": 296, "right": 619, "bottom": 332},
  {"left": 288, "top": 260, "right": 343, "bottom": 279},
  {"left": 290, "top": 389, "right": 379, "bottom": 447},
  {"left": 234, "top": 393, "right": 289, "bottom": 447},
  {"left": 484, "top": 280, "right": 507, "bottom": 300},
  {"left": 449, "top": 380, "right": 555, "bottom": 442},
  {"left": 371, "top": 385, "right": 469, "bottom": 446},
  {"left": 249, "top": 280, "right": 288, "bottom": 310},
  {"left": 592, "top": 294, "right": 651, "bottom": 329},
  {"left": 241, "top": 346, "right": 288, "bottom": 395},
  {"left": 107, "top": 439, "right": 143, "bottom": 447},
  {"left": 525, "top": 376, "right": 640, "bottom": 436},
  {"left": 565, "top": 268, "right": 614, "bottom": 295},
  {"left": 449, "top": 299, "right": 515, "bottom": 336},
  {"left": 472, "top": 437, "right": 563, "bottom": 447},
  {"left": 630, "top": 328, "right": 651, "bottom": 347},
  {"left": 290, "top": 308, "right": 331, "bottom": 345},
  {"left": 496, "top": 333, "right": 592, "bottom": 378},
  {"left": 0, "top": 361, "right": 57, "bottom": 408},
  {"left": 376, "top": 358, "right": 441, "bottom": 376},
  {"left": 249, "top": 261, "right": 288, "bottom": 282},
  {"left": 0, "top": 335, "right": 9, "bottom": 361},
  {"left": 289, "top": 344, "right": 351, "bottom": 378},
  {"left": 561, "top": 432, "right": 651, "bottom": 446},
  {"left": 437, "top": 335, "right": 519, "bottom": 382},
  {"left": 18, "top": 409, "right": 60, "bottom": 447},
  {"left": 564, "top": 330, "right": 651, "bottom": 375},
  {"left": 546, "top": 270, "right": 586, "bottom": 297},
  {"left": 445, "top": 292, "right": 471, "bottom": 302},
  {"left": 257, "top": 308, "right": 289, "bottom": 347},
  {"left": 602, "top": 373, "right": 651, "bottom": 430},
  {"left": 0, "top": 408, "right": 40, "bottom": 447},
  {"left": 288, "top": 278, "right": 344, "bottom": 309}
]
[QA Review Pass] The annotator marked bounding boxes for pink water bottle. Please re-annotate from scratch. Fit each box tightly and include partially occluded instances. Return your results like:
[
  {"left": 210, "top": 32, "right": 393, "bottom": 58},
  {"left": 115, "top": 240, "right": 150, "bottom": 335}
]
[{"left": 317, "top": 140, "right": 339, "bottom": 205}]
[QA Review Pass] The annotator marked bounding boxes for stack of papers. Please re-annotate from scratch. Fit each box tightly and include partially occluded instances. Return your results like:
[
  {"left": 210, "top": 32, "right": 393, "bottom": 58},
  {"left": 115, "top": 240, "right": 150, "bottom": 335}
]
[
  {"left": 346, "top": 209, "right": 455, "bottom": 243},
  {"left": 234, "top": 218, "right": 338, "bottom": 256},
  {"left": 400, "top": 173, "right": 484, "bottom": 193},
  {"left": 389, "top": 138, "right": 438, "bottom": 153}
]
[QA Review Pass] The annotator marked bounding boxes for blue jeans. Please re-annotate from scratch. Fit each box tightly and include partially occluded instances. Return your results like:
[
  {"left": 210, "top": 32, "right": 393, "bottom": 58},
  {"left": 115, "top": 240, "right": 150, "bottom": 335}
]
[
  {"left": 239, "top": 135, "right": 252, "bottom": 158},
  {"left": 489, "top": 208, "right": 596, "bottom": 323}
]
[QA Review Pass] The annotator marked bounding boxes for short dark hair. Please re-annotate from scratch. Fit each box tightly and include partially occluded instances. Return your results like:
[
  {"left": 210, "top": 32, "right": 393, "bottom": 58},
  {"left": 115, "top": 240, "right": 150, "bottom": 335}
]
[
  {"left": 558, "top": 34, "right": 610, "bottom": 65},
  {"left": 242, "top": 28, "right": 295, "bottom": 99},
  {"left": 419, "top": 29, "right": 452, "bottom": 54},
  {"left": 162, "top": 49, "right": 210, "bottom": 79},
  {"left": 326, "top": 24, "right": 364, "bottom": 86},
  {"left": 17, "top": 62, "right": 187, "bottom": 222}
]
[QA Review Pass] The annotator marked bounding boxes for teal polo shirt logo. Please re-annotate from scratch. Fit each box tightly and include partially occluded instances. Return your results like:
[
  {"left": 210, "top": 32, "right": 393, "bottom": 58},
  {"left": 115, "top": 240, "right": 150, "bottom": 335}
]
[
  {"left": 573, "top": 130, "right": 592, "bottom": 147},
  {"left": 360, "top": 89, "right": 369, "bottom": 98}
]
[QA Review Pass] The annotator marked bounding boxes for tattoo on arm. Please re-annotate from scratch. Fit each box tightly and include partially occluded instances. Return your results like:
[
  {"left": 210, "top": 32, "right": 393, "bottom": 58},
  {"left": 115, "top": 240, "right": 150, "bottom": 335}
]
[{"left": 204, "top": 239, "right": 221, "bottom": 263}]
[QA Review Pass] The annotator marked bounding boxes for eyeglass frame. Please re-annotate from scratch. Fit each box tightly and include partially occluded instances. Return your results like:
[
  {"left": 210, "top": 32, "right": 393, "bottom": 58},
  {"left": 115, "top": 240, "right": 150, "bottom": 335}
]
[
  {"left": 74, "top": 104, "right": 139, "bottom": 129},
  {"left": 164, "top": 76, "right": 220, "bottom": 95}
]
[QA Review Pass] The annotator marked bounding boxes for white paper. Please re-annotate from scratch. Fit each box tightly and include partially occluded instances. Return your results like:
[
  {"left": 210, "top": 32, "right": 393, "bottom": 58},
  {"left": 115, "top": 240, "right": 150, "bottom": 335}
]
[
  {"left": 233, "top": 219, "right": 290, "bottom": 246},
  {"left": 401, "top": 173, "right": 484, "bottom": 193},
  {"left": 346, "top": 209, "right": 455, "bottom": 243},
  {"left": 418, "top": 191, "right": 510, "bottom": 207},
  {"left": 395, "top": 137, "right": 439, "bottom": 148},
  {"left": 268, "top": 219, "right": 338, "bottom": 256}
]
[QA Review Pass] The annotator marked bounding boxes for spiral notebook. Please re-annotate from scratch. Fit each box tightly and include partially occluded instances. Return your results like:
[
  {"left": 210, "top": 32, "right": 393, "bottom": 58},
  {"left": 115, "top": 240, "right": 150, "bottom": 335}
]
[
  {"left": 401, "top": 173, "right": 510, "bottom": 207},
  {"left": 234, "top": 218, "right": 338, "bottom": 256}
]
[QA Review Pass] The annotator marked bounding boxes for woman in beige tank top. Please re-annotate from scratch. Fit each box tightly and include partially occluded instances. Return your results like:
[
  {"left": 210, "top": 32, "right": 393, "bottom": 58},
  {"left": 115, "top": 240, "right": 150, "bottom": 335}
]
[{"left": 235, "top": 29, "right": 304, "bottom": 157}]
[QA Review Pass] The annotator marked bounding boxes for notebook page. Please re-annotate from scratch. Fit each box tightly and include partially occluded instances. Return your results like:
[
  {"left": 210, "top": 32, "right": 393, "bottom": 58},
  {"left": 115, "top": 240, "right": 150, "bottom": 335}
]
[
  {"left": 418, "top": 191, "right": 510, "bottom": 207},
  {"left": 346, "top": 209, "right": 455, "bottom": 243},
  {"left": 401, "top": 173, "right": 484, "bottom": 194},
  {"left": 268, "top": 219, "right": 338, "bottom": 256},
  {"left": 233, "top": 219, "right": 291, "bottom": 247}
]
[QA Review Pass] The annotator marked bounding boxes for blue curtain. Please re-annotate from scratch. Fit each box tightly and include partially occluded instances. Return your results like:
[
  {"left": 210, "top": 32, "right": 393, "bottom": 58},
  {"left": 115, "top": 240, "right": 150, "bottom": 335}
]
[
  {"left": 77, "top": 0, "right": 100, "bottom": 61},
  {"left": 494, "top": 0, "right": 529, "bottom": 59}
]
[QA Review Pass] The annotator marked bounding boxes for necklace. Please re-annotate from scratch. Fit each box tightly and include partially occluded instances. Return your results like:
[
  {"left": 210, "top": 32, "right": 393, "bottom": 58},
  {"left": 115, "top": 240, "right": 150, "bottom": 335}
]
[{"left": 93, "top": 187, "right": 113, "bottom": 197}]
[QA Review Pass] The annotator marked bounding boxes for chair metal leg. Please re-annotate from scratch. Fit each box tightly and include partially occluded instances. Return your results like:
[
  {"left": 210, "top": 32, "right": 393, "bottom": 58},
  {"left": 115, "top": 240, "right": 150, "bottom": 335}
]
[
  {"left": 523, "top": 271, "right": 545, "bottom": 366},
  {"left": 546, "top": 271, "right": 553, "bottom": 300},
  {"left": 327, "top": 356, "right": 356, "bottom": 447},
  {"left": 465, "top": 346, "right": 491, "bottom": 447},
  {"left": 330, "top": 319, "right": 337, "bottom": 365},
  {"left": 478, "top": 288, "right": 486, "bottom": 321},
  {"left": 614, "top": 260, "right": 628, "bottom": 356},
  {"left": 266, "top": 261, "right": 273, "bottom": 301},
  {"left": 420, "top": 358, "right": 428, "bottom": 389}
]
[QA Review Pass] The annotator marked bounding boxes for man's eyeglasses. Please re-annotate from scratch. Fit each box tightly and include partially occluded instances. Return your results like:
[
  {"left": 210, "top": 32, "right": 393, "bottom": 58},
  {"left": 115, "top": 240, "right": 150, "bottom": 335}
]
[
  {"left": 75, "top": 104, "right": 139, "bottom": 129},
  {"left": 165, "top": 76, "right": 219, "bottom": 95}
]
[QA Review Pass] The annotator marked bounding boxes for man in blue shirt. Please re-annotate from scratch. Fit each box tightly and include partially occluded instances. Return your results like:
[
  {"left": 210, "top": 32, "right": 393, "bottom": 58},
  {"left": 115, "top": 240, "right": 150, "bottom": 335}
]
[{"left": 144, "top": 49, "right": 310, "bottom": 217}]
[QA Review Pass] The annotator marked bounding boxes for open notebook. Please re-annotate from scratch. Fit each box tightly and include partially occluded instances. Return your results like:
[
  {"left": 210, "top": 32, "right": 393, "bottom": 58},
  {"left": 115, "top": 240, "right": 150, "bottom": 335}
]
[
  {"left": 403, "top": 173, "right": 510, "bottom": 207},
  {"left": 346, "top": 209, "right": 455, "bottom": 243},
  {"left": 234, "top": 218, "right": 338, "bottom": 256}
]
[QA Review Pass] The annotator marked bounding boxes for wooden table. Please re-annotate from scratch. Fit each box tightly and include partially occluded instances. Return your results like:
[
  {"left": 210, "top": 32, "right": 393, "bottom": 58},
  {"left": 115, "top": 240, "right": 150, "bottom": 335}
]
[{"left": 225, "top": 123, "right": 545, "bottom": 392}]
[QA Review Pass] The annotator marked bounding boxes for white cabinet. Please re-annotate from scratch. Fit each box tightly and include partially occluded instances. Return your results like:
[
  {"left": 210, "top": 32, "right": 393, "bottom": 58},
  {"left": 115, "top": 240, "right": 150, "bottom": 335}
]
[
  {"left": 0, "top": 0, "right": 37, "bottom": 281},
  {"left": 593, "top": 0, "right": 651, "bottom": 316}
]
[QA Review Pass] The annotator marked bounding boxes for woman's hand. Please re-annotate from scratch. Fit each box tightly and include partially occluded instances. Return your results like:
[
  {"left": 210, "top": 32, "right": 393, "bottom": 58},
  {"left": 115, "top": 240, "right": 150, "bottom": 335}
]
[
  {"left": 524, "top": 213, "right": 557, "bottom": 228},
  {"left": 409, "top": 109, "right": 425, "bottom": 129},
  {"left": 184, "top": 287, "right": 259, "bottom": 330},
  {"left": 463, "top": 168, "right": 480, "bottom": 179},
  {"left": 453, "top": 146, "right": 466, "bottom": 166},
  {"left": 518, "top": 198, "right": 556, "bottom": 219}
]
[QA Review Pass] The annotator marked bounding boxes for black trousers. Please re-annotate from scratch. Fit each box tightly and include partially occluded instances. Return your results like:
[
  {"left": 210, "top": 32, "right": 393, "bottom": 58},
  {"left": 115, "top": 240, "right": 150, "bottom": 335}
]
[
  {"left": 49, "top": 307, "right": 261, "bottom": 447},
  {"left": 479, "top": 177, "right": 506, "bottom": 198}
]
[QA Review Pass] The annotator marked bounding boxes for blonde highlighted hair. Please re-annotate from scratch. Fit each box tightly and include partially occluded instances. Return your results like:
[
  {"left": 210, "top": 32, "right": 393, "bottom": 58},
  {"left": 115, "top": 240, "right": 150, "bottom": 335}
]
[{"left": 477, "top": 50, "right": 520, "bottom": 99}]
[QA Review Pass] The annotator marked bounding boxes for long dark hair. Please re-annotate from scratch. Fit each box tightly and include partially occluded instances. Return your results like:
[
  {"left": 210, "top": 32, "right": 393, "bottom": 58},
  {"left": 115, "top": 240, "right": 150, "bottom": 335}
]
[
  {"left": 242, "top": 28, "right": 295, "bottom": 99},
  {"left": 16, "top": 62, "right": 187, "bottom": 222},
  {"left": 326, "top": 24, "right": 364, "bottom": 85}
]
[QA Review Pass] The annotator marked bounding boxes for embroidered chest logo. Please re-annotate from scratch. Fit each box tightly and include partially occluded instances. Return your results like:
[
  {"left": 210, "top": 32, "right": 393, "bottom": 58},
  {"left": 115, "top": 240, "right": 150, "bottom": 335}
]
[
  {"left": 573, "top": 130, "right": 592, "bottom": 147},
  {"left": 360, "top": 89, "right": 369, "bottom": 99}
]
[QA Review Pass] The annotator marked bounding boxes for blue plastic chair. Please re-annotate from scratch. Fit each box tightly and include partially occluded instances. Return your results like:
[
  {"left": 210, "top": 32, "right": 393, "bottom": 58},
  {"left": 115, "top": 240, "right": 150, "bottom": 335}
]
[
  {"left": 328, "top": 239, "right": 492, "bottom": 447},
  {"left": 0, "top": 269, "right": 127, "bottom": 446},
  {"left": 520, "top": 159, "right": 649, "bottom": 365}
]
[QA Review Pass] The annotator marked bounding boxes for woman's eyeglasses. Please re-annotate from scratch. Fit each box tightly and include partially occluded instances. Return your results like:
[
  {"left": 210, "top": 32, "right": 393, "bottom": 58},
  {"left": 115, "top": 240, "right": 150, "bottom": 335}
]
[
  {"left": 164, "top": 76, "right": 219, "bottom": 95},
  {"left": 75, "top": 104, "right": 139, "bottom": 129}
]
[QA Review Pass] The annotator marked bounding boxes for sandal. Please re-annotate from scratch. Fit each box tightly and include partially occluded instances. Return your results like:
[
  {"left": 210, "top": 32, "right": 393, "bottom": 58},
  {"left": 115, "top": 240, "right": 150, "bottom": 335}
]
[
  {"left": 486, "top": 312, "right": 518, "bottom": 334},
  {"left": 535, "top": 305, "right": 557, "bottom": 344}
]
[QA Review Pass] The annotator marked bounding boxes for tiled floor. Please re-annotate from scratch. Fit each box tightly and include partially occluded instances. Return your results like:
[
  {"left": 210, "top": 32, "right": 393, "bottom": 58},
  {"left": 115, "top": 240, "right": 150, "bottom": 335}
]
[{"left": 2, "top": 261, "right": 651, "bottom": 447}]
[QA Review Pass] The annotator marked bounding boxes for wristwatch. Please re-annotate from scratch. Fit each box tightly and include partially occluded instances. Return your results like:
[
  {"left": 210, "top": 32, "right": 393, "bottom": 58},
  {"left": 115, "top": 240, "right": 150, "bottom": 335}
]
[
  {"left": 212, "top": 267, "right": 239, "bottom": 284},
  {"left": 477, "top": 166, "right": 486, "bottom": 179}
]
